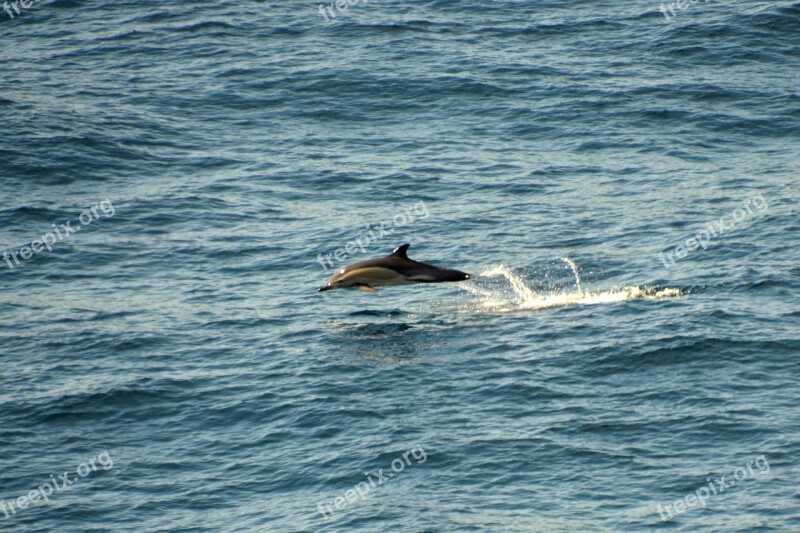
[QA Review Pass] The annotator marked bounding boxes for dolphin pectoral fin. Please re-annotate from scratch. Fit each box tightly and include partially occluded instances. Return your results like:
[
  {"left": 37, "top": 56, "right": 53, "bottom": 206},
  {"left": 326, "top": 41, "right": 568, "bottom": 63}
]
[{"left": 356, "top": 285, "right": 378, "bottom": 293}]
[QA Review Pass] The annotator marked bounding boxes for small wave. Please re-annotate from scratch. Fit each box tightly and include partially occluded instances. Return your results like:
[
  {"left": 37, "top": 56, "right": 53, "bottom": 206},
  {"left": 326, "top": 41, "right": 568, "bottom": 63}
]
[{"left": 462, "top": 260, "right": 682, "bottom": 313}]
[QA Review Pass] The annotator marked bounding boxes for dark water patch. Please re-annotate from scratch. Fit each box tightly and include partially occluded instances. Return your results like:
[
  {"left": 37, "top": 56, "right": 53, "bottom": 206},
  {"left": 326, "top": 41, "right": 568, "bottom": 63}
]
[
  {"left": 203, "top": 317, "right": 276, "bottom": 330},
  {"left": 591, "top": 337, "right": 797, "bottom": 378},
  {"left": 333, "top": 322, "right": 415, "bottom": 337},
  {"left": 346, "top": 309, "right": 410, "bottom": 318},
  {"left": 174, "top": 20, "right": 236, "bottom": 33},
  {"left": 347, "top": 19, "right": 460, "bottom": 35},
  {"left": 743, "top": 2, "right": 800, "bottom": 34},
  {"left": 48, "top": 0, "right": 82, "bottom": 9},
  {"left": 23, "top": 379, "right": 197, "bottom": 425},
  {"left": 122, "top": 9, "right": 188, "bottom": 25},
  {"left": 474, "top": 181, "right": 549, "bottom": 196}
]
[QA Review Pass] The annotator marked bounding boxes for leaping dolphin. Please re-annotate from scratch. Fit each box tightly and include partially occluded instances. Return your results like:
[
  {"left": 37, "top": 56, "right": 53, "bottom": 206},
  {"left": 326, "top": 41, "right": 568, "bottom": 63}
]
[{"left": 317, "top": 243, "right": 471, "bottom": 293}]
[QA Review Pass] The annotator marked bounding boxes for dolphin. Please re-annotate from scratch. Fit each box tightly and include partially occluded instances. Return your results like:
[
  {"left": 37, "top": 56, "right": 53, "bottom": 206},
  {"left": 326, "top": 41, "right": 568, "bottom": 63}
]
[{"left": 317, "top": 243, "right": 471, "bottom": 293}]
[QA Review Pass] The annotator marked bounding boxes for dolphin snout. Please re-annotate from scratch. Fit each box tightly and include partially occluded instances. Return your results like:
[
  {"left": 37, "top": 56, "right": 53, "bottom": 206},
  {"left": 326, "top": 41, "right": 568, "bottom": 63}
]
[{"left": 318, "top": 285, "right": 331, "bottom": 292}]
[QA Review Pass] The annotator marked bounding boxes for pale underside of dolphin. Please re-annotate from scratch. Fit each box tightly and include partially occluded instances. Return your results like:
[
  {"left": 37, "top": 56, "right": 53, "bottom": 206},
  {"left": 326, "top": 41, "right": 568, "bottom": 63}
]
[{"left": 317, "top": 243, "right": 471, "bottom": 293}]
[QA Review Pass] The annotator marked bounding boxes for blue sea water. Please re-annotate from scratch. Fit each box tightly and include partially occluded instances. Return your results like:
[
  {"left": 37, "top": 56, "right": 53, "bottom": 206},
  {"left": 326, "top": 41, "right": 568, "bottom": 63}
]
[{"left": 1, "top": 0, "right": 799, "bottom": 531}]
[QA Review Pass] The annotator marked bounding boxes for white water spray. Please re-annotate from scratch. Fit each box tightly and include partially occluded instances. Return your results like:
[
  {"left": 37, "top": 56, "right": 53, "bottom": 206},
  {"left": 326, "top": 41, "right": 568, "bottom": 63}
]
[
  {"left": 562, "top": 257, "right": 582, "bottom": 295},
  {"left": 462, "top": 260, "right": 681, "bottom": 313}
]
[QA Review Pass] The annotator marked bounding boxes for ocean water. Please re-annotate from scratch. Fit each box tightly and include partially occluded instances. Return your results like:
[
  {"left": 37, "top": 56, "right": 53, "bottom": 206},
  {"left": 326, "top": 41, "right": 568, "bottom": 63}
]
[{"left": 1, "top": 0, "right": 799, "bottom": 531}]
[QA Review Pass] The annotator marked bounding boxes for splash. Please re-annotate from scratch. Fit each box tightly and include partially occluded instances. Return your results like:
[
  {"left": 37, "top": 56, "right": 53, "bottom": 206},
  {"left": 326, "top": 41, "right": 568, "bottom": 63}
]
[
  {"left": 462, "top": 259, "right": 682, "bottom": 313},
  {"left": 562, "top": 256, "right": 582, "bottom": 295}
]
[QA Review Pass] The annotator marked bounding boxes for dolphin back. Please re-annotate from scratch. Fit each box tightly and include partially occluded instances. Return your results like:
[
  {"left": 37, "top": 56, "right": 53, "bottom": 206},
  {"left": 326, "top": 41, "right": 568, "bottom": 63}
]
[{"left": 327, "top": 243, "right": 471, "bottom": 289}]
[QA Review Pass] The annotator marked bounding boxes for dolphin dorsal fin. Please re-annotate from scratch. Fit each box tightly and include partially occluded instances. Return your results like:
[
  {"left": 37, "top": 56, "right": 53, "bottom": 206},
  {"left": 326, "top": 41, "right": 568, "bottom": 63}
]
[{"left": 391, "top": 243, "right": 411, "bottom": 259}]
